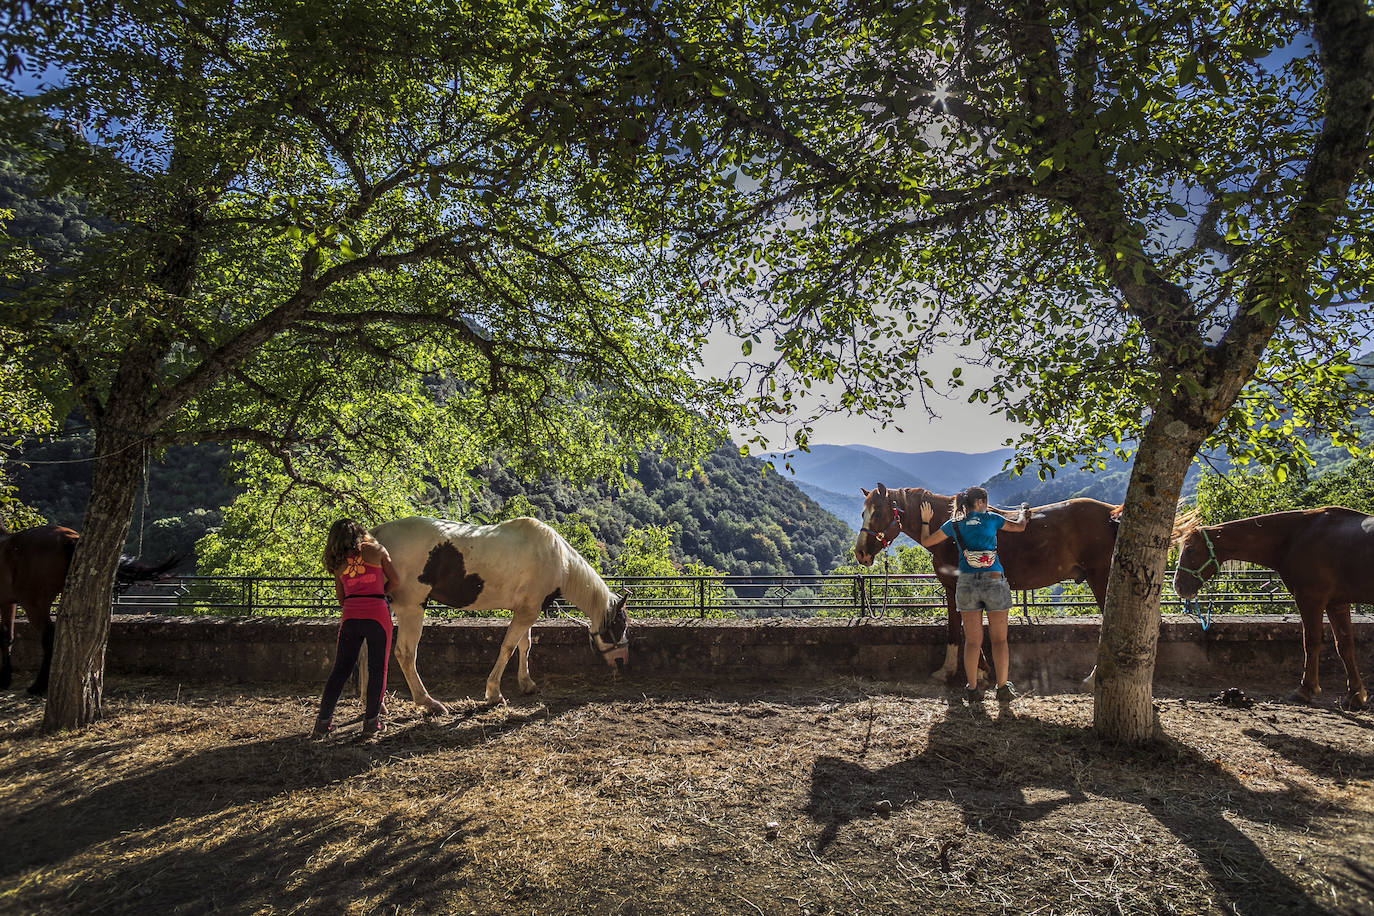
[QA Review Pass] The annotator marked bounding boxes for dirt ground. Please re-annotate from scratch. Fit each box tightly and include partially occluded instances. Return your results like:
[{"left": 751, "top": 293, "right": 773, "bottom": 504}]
[{"left": 0, "top": 674, "right": 1370, "bottom": 916}]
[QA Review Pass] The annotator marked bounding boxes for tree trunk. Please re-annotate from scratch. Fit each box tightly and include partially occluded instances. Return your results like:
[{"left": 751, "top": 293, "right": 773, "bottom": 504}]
[
  {"left": 1093, "top": 408, "right": 1205, "bottom": 743},
  {"left": 41, "top": 423, "right": 145, "bottom": 731}
]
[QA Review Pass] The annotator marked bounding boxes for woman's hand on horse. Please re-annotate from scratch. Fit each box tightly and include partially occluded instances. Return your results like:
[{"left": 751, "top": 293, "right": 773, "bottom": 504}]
[{"left": 920, "top": 501, "right": 934, "bottom": 523}]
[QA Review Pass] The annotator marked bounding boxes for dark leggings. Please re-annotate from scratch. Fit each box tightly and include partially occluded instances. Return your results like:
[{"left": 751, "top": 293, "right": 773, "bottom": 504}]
[{"left": 318, "top": 618, "right": 389, "bottom": 721}]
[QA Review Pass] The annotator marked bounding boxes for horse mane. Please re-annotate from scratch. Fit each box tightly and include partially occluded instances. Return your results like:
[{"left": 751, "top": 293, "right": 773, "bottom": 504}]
[
  {"left": 1170, "top": 508, "right": 1204, "bottom": 545},
  {"left": 540, "top": 523, "right": 610, "bottom": 617}
]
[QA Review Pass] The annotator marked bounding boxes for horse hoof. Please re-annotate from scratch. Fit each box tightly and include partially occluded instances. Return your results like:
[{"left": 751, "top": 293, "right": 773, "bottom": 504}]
[
  {"left": 423, "top": 700, "right": 449, "bottom": 716},
  {"left": 519, "top": 682, "right": 538, "bottom": 695},
  {"left": 484, "top": 694, "right": 506, "bottom": 707},
  {"left": 1343, "top": 693, "right": 1367, "bottom": 712},
  {"left": 1287, "top": 690, "right": 1316, "bottom": 706}
]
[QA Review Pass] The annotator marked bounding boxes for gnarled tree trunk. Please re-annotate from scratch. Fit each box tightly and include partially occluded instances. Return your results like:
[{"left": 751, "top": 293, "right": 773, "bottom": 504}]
[
  {"left": 1093, "top": 406, "right": 1207, "bottom": 742},
  {"left": 42, "top": 415, "right": 147, "bottom": 730}
]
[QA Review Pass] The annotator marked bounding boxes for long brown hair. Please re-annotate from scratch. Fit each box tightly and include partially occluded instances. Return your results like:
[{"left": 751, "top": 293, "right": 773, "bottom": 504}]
[
  {"left": 322, "top": 518, "right": 371, "bottom": 574},
  {"left": 953, "top": 486, "right": 988, "bottom": 521}
]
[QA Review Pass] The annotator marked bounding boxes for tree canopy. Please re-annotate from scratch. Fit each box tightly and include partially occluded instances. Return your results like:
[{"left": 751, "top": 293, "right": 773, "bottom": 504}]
[
  {"left": 600, "top": 0, "right": 1374, "bottom": 740},
  {"left": 0, "top": 0, "right": 735, "bottom": 728}
]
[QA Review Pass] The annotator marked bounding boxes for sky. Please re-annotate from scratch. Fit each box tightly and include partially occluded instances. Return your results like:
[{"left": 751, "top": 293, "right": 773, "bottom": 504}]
[{"left": 699, "top": 330, "right": 1026, "bottom": 455}]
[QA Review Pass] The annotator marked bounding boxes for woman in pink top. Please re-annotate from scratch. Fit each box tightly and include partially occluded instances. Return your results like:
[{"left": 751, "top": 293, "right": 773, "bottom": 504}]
[{"left": 312, "top": 519, "right": 400, "bottom": 740}]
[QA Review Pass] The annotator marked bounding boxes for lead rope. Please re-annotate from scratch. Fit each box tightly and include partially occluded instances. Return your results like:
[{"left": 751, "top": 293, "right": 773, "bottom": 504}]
[{"left": 1177, "top": 529, "right": 1220, "bottom": 632}]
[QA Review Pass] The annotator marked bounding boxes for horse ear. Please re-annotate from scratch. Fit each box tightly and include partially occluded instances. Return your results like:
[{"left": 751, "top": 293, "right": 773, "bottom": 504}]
[
  {"left": 876, "top": 482, "right": 888, "bottom": 497},
  {"left": 860, "top": 487, "right": 870, "bottom": 497}
]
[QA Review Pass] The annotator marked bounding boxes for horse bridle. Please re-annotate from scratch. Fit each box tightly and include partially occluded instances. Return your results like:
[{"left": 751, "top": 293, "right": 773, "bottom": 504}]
[
  {"left": 860, "top": 500, "right": 905, "bottom": 550},
  {"left": 1176, "top": 528, "right": 1220, "bottom": 631},
  {"left": 1176, "top": 528, "right": 1220, "bottom": 585},
  {"left": 590, "top": 599, "right": 630, "bottom": 657}
]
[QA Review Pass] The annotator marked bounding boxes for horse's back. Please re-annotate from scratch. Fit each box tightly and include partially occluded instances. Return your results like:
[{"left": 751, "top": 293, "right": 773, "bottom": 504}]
[
  {"left": 999, "top": 498, "right": 1119, "bottom": 590},
  {"left": 372, "top": 515, "right": 568, "bottom": 612},
  {"left": 1278, "top": 507, "right": 1374, "bottom": 600},
  {"left": 0, "top": 525, "right": 79, "bottom": 606}
]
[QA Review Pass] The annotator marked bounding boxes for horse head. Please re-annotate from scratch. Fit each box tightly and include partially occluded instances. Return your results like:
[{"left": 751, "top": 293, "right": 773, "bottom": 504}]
[
  {"left": 1173, "top": 527, "right": 1220, "bottom": 600},
  {"left": 855, "top": 483, "right": 908, "bottom": 567},
  {"left": 591, "top": 592, "right": 630, "bottom": 670}
]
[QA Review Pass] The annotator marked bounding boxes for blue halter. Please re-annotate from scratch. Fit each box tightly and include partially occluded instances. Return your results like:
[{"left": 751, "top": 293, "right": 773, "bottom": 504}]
[{"left": 1177, "top": 528, "right": 1220, "bottom": 631}]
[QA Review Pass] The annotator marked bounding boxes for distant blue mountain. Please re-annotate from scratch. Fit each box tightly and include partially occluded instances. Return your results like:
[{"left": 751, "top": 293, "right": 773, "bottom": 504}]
[
  {"left": 790, "top": 481, "right": 865, "bottom": 532},
  {"left": 847, "top": 444, "right": 1015, "bottom": 494},
  {"left": 762, "top": 444, "right": 934, "bottom": 496},
  {"left": 764, "top": 443, "right": 1130, "bottom": 520}
]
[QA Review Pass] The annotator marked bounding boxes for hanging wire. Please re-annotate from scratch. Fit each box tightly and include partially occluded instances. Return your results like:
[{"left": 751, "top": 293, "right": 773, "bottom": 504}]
[{"left": 136, "top": 441, "right": 150, "bottom": 555}]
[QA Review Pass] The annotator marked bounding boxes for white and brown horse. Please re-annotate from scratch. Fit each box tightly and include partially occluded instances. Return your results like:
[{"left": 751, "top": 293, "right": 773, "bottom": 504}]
[
  {"left": 371, "top": 516, "right": 629, "bottom": 712},
  {"left": 1174, "top": 508, "right": 1368, "bottom": 711}
]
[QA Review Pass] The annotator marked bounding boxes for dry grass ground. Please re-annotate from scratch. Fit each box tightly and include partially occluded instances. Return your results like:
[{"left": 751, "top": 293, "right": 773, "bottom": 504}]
[{"left": 0, "top": 675, "right": 1371, "bottom": 916}]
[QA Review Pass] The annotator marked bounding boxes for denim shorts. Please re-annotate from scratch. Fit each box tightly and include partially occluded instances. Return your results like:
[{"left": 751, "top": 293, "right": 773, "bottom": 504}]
[{"left": 955, "top": 571, "right": 1013, "bottom": 612}]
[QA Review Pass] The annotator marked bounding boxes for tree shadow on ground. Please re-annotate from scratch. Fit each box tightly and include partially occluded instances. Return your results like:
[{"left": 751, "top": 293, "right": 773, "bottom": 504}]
[
  {"left": 1242, "top": 727, "right": 1373, "bottom": 783},
  {"left": 0, "top": 694, "right": 573, "bottom": 889},
  {"left": 805, "top": 700, "right": 1326, "bottom": 916}
]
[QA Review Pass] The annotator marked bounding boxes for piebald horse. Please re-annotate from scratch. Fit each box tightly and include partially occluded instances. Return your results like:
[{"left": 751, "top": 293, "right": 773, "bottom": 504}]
[
  {"left": 371, "top": 516, "right": 629, "bottom": 712},
  {"left": 1174, "top": 507, "right": 1368, "bottom": 711},
  {"left": 1, "top": 524, "right": 179, "bottom": 694},
  {"left": 855, "top": 484, "right": 1123, "bottom": 682}
]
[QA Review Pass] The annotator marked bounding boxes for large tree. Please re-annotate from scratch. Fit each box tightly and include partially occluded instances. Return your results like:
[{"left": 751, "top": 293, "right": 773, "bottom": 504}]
[
  {"left": 1, "top": 0, "right": 728, "bottom": 730},
  {"left": 612, "top": 0, "right": 1374, "bottom": 740}
]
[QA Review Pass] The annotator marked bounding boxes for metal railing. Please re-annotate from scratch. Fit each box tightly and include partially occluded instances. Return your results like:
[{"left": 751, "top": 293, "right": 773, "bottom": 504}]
[{"left": 110, "top": 569, "right": 1319, "bottom": 619}]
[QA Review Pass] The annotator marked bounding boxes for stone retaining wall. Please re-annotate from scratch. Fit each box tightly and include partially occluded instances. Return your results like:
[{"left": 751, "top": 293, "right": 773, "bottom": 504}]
[{"left": 9, "top": 614, "right": 1372, "bottom": 699}]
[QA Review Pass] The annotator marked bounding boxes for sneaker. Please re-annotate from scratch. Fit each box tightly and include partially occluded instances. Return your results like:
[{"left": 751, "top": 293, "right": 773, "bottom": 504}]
[
  {"left": 310, "top": 716, "right": 333, "bottom": 740},
  {"left": 996, "top": 682, "right": 1017, "bottom": 703},
  {"left": 361, "top": 716, "right": 383, "bottom": 740},
  {"left": 965, "top": 686, "right": 984, "bottom": 705}
]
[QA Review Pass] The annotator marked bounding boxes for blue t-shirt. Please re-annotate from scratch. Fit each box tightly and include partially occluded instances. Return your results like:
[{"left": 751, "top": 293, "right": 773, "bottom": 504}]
[{"left": 941, "top": 511, "right": 1006, "bottom": 574}]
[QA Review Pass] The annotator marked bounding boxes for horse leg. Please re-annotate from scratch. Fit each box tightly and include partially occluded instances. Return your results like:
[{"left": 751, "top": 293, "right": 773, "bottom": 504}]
[
  {"left": 1327, "top": 603, "right": 1366, "bottom": 712},
  {"left": 485, "top": 609, "right": 538, "bottom": 706},
  {"left": 1081, "top": 572, "right": 1109, "bottom": 692},
  {"left": 391, "top": 604, "right": 447, "bottom": 716},
  {"left": 30, "top": 617, "right": 54, "bottom": 696},
  {"left": 515, "top": 630, "right": 537, "bottom": 695},
  {"left": 931, "top": 587, "right": 961, "bottom": 683},
  {"left": 0, "top": 602, "right": 14, "bottom": 689},
  {"left": 1291, "top": 597, "right": 1326, "bottom": 704}
]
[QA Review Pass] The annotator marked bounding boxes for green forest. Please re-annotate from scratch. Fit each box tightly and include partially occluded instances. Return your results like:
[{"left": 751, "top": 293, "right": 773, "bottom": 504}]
[{"left": 9, "top": 430, "right": 855, "bottom": 579}]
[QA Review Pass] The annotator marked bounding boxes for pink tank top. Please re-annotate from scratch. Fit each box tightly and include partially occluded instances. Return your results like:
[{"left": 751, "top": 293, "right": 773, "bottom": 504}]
[{"left": 336, "top": 553, "right": 392, "bottom": 628}]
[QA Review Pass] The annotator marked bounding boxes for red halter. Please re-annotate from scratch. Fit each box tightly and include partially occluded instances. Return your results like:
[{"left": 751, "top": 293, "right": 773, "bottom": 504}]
[{"left": 861, "top": 501, "right": 905, "bottom": 549}]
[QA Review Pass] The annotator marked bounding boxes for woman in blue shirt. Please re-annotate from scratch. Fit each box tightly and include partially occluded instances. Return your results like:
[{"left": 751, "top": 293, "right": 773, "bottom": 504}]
[{"left": 917, "top": 487, "right": 1030, "bottom": 705}]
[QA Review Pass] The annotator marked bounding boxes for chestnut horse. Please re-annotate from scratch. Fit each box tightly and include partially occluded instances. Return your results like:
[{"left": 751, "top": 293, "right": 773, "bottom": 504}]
[
  {"left": 855, "top": 484, "right": 1123, "bottom": 682},
  {"left": 0, "top": 524, "right": 180, "bottom": 694},
  {"left": 1174, "top": 508, "right": 1368, "bottom": 711},
  {"left": 371, "top": 515, "right": 629, "bottom": 713}
]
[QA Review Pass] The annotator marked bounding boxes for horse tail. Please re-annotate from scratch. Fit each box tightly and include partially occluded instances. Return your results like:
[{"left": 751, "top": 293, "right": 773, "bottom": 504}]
[{"left": 116, "top": 553, "right": 182, "bottom": 587}]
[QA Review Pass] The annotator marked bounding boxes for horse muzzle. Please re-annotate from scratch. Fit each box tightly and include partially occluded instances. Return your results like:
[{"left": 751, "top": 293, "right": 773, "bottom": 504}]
[{"left": 592, "top": 633, "right": 630, "bottom": 671}]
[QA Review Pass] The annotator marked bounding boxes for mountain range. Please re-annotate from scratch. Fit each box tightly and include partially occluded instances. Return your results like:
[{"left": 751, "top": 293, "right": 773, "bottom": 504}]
[{"left": 764, "top": 444, "right": 1017, "bottom": 530}]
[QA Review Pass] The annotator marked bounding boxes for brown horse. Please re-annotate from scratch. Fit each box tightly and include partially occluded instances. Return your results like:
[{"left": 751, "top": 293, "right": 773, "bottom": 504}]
[
  {"left": 0, "top": 524, "right": 179, "bottom": 695},
  {"left": 1174, "top": 508, "right": 1369, "bottom": 711},
  {"left": 855, "top": 484, "right": 1124, "bottom": 682}
]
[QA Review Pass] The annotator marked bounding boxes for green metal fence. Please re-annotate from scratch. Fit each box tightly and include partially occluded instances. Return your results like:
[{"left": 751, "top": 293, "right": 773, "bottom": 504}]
[{"left": 110, "top": 569, "right": 1320, "bottom": 619}]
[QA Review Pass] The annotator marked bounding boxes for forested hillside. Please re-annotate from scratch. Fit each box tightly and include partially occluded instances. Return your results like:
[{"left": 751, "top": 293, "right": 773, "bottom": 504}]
[{"left": 9, "top": 434, "right": 853, "bottom": 577}]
